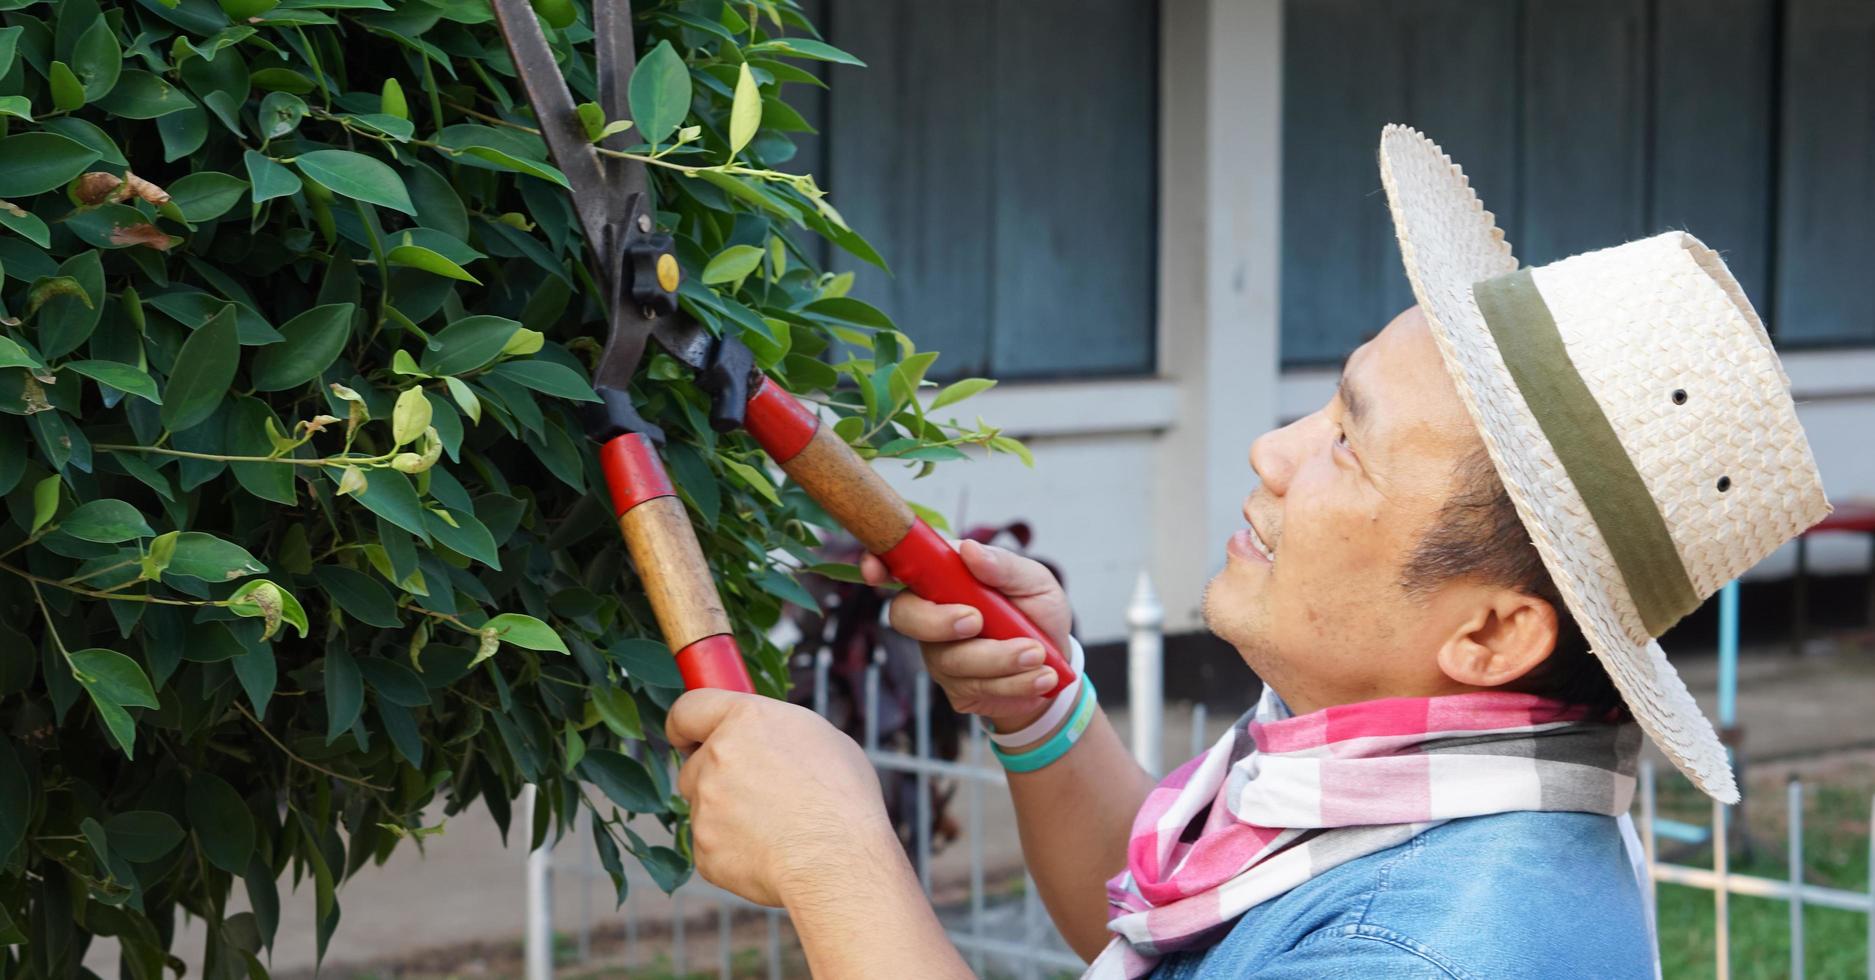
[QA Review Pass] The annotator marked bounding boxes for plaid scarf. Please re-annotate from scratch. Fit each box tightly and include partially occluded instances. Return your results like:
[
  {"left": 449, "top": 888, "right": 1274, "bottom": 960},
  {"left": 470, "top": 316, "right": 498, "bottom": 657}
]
[{"left": 1086, "top": 688, "right": 1641, "bottom": 978}]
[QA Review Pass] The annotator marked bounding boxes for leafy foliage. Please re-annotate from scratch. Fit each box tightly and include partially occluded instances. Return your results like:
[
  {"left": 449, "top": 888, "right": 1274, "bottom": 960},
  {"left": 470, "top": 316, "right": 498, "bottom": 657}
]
[{"left": 0, "top": 0, "right": 1018, "bottom": 975}]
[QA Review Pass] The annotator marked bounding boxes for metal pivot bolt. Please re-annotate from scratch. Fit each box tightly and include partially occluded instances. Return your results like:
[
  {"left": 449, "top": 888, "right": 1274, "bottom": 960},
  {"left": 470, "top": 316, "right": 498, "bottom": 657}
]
[{"left": 628, "top": 232, "right": 681, "bottom": 317}]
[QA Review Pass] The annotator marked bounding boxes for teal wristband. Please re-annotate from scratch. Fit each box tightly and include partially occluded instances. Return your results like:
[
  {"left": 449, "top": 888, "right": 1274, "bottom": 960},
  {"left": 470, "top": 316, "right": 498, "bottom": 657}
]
[{"left": 991, "top": 676, "right": 1097, "bottom": 773}]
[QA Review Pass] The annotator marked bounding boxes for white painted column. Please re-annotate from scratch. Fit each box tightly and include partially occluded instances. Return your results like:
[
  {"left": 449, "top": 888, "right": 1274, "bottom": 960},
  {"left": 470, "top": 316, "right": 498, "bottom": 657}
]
[
  {"left": 1152, "top": 0, "right": 1286, "bottom": 633},
  {"left": 1127, "top": 571, "right": 1166, "bottom": 774}
]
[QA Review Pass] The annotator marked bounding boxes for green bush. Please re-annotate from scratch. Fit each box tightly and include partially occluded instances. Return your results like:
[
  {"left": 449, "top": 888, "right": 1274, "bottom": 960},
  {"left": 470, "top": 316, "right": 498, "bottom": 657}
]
[{"left": 0, "top": 0, "right": 1017, "bottom": 975}]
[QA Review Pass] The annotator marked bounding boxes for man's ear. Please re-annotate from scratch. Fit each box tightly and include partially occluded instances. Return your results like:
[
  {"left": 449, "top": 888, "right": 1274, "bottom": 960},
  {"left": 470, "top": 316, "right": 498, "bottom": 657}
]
[{"left": 1434, "top": 590, "right": 1558, "bottom": 689}]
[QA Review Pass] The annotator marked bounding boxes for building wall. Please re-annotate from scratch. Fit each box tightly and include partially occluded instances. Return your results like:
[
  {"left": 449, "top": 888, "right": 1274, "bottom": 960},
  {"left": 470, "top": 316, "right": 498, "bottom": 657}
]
[{"left": 887, "top": 0, "right": 1875, "bottom": 646}]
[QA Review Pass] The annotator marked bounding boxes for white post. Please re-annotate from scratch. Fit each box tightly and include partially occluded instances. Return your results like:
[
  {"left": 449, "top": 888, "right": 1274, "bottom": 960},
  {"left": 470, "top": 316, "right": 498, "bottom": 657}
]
[
  {"left": 1127, "top": 571, "right": 1165, "bottom": 776},
  {"left": 523, "top": 784, "right": 554, "bottom": 980}
]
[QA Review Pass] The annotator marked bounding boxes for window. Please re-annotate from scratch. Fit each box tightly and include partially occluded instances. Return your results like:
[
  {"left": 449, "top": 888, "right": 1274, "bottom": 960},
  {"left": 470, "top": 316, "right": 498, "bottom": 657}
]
[
  {"left": 795, "top": 0, "right": 1159, "bottom": 380},
  {"left": 1280, "top": 0, "right": 1873, "bottom": 367}
]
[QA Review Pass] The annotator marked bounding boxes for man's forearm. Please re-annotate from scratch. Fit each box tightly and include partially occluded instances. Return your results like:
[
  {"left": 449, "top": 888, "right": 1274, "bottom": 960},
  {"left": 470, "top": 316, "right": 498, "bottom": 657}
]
[
  {"left": 784, "top": 818, "right": 974, "bottom": 980},
  {"left": 1005, "top": 706, "right": 1155, "bottom": 960}
]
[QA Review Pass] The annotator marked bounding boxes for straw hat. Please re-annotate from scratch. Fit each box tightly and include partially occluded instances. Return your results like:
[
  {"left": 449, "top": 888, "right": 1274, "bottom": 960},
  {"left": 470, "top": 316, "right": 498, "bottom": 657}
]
[{"left": 1376, "top": 125, "right": 1830, "bottom": 803}]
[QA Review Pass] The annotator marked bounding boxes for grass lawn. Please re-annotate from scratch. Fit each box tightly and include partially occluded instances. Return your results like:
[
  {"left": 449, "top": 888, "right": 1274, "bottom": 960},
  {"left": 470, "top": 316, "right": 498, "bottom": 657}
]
[{"left": 1651, "top": 759, "right": 1872, "bottom": 979}]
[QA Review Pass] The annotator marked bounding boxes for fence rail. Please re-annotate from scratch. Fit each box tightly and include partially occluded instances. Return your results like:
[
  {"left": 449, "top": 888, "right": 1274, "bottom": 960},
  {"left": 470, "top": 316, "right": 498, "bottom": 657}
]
[{"left": 525, "top": 573, "right": 1875, "bottom": 979}]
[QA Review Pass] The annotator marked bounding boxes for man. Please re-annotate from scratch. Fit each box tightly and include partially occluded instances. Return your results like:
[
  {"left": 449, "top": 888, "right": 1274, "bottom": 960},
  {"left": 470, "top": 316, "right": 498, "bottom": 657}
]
[{"left": 665, "top": 128, "right": 1830, "bottom": 977}]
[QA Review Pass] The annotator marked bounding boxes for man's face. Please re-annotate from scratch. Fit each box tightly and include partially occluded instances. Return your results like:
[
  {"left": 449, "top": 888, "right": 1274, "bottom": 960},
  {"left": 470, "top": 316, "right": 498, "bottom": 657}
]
[{"left": 1203, "top": 307, "right": 1488, "bottom": 713}]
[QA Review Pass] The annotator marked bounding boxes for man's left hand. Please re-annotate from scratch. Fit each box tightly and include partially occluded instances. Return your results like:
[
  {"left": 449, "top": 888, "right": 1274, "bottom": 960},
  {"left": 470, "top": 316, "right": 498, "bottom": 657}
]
[{"left": 667, "top": 690, "right": 894, "bottom": 908}]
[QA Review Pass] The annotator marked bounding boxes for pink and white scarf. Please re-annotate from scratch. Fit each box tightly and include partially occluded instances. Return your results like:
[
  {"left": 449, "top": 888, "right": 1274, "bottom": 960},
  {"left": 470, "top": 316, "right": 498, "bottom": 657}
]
[{"left": 1086, "top": 688, "right": 1640, "bottom": 978}]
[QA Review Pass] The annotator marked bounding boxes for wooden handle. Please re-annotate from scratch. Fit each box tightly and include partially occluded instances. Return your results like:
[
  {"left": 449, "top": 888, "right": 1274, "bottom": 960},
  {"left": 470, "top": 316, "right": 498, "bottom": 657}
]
[
  {"left": 742, "top": 379, "right": 1075, "bottom": 697},
  {"left": 600, "top": 434, "right": 753, "bottom": 693},
  {"left": 777, "top": 426, "right": 916, "bottom": 553},
  {"left": 618, "top": 495, "right": 732, "bottom": 650}
]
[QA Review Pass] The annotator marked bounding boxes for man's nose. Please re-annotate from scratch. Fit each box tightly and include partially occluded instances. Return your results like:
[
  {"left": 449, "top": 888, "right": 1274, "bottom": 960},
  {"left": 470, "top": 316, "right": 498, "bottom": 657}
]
[
  {"left": 1249, "top": 412, "right": 1326, "bottom": 495},
  {"left": 1248, "top": 423, "right": 1295, "bottom": 496}
]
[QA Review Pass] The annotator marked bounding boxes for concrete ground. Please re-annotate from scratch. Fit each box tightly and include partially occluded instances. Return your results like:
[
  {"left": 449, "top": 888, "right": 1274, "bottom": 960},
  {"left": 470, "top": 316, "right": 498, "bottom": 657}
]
[{"left": 85, "top": 635, "right": 1875, "bottom": 978}]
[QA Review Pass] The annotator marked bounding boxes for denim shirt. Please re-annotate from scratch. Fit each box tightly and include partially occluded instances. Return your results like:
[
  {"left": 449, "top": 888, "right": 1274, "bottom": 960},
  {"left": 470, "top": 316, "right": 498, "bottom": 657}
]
[{"left": 1146, "top": 810, "right": 1655, "bottom": 979}]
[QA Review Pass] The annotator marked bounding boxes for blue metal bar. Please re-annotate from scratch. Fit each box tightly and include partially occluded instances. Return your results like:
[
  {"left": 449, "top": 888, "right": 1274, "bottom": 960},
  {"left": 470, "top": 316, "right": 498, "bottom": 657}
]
[{"left": 1719, "top": 580, "right": 1740, "bottom": 728}]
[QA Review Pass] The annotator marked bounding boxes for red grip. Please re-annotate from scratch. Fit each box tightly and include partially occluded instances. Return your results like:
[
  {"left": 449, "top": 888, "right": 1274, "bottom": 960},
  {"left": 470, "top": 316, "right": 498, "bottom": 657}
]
[
  {"left": 744, "top": 376, "right": 819, "bottom": 463},
  {"left": 878, "top": 520, "right": 1075, "bottom": 697},
  {"left": 599, "top": 432, "right": 675, "bottom": 514},
  {"left": 675, "top": 634, "right": 755, "bottom": 693}
]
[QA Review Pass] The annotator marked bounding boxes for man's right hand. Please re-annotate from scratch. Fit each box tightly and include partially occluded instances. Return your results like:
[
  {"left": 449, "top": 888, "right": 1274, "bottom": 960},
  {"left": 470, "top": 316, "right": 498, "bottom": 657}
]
[{"left": 859, "top": 539, "right": 1074, "bottom": 733}]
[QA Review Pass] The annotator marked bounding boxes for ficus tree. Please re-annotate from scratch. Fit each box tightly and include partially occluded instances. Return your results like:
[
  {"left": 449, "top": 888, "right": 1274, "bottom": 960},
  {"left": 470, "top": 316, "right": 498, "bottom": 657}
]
[{"left": 0, "top": 0, "right": 1021, "bottom": 975}]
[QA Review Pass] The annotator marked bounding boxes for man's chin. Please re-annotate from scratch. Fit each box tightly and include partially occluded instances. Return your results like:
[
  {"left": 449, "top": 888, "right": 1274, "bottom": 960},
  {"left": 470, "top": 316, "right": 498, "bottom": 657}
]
[{"left": 1205, "top": 571, "right": 1285, "bottom": 675}]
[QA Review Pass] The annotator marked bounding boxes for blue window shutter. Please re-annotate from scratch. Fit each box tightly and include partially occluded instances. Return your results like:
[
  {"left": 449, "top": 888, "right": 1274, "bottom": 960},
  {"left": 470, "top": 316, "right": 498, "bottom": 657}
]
[
  {"left": 822, "top": 0, "right": 1158, "bottom": 379},
  {"left": 1775, "top": 0, "right": 1875, "bottom": 346}
]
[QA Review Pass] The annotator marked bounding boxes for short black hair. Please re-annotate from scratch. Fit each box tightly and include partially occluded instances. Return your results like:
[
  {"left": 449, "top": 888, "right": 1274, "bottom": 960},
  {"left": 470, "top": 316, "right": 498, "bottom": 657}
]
[{"left": 1401, "top": 447, "right": 1628, "bottom": 716}]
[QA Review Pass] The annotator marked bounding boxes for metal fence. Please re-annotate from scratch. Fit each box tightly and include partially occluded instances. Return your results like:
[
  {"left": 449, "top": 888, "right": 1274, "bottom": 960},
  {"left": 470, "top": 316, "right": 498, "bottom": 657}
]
[{"left": 524, "top": 573, "right": 1875, "bottom": 979}]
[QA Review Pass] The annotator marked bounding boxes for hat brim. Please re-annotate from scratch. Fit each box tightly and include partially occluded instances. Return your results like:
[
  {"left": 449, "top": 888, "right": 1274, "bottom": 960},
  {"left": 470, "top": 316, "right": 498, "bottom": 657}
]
[{"left": 1376, "top": 125, "right": 1737, "bottom": 802}]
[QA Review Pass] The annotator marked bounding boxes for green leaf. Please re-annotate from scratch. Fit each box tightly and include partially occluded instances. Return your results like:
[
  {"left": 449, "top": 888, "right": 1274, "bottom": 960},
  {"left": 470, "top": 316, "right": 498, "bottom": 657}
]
[
  {"left": 723, "top": 458, "right": 780, "bottom": 506},
  {"left": 295, "top": 150, "right": 415, "bottom": 214},
  {"left": 166, "top": 171, "right": 247, "bottom": 223},
  {"left": 60, "top": 499, "right": 154, "bottom": 543},
  {"left": 102, "top": 811, "right": 183, "bottom": 862},
  {"left": 419, "top": 315, "right": 520, "bottom": 376},
  {"left": 63, "top": 360, "right": 161, "bottom": 405},
  {"left": 0, "top": 133, "right": 101, "bottom": 197},
  {"left": 728, "top": 62, "right": 760, "bottom": 157},
  {"left": 607, "top": 637, "right": 683, "bottom": 688},
  {"left": 357, "top": 657, "right": 430, "bottom": 707},
  {"left": 257, "top": 91, "right": 307, "bottom": 139},
  {"left": 484, "top": 613, "right": 567, "bottom": 654},
  {"left": 929, "top": 377, "right": 995, "bottom": 411},
  {"left": 380, "top": 77, "right": 408, "bottom": 119},
  {"left": 0, "top": 95, "right": 31, "bottom": 122},
  {"left": 251, "top": 303, "right": 354, "bottom": 390},
  {"left": 701, "top": 244, "right": 764, "bottom": 286},
  {"left": 72, "top": 18, "right": 122, "bottom": 101},
  {"left": 142, "top": 531, "right": 176, "bottom": 582},
  {"left": 159, "top": 103, "right": 210, "bottom": 162},
  {"left": 227, "top": 645, "right": 277, "bottom": 716},
  {"left": 422, "top": 507, "right": 499, "bottom": 567},
  {"left": 578, "top": 749, "right": 665, "bottom": 813},
  {"left": 627, "top": 39, "right": 690, "bottom": 147},
  {"left": 350, "top": 469, "right": 429, "bottom": 539},
  {"left": 391, "top": 387, "right": 430, "bottom": 446},
  {"left": 48, "top": 61, "right": 86, "bottom": 112},
  {"left": 386, "top": 243, "right": 480, "bottom": 283},
  {"left": 457, "top": 145, "right": 569, "bottom": 187},
  {"left": 485, "top": 360, "right": 600, "bottom": 402},
  {"left": 804, "top": 296, "right": 894, "bottom": 330},
  {"left": 244, "top": 151, "right": 302, "bottom": 206},
  {"left": 590, "top": 685, "right": 643, "bottom": 740},
  {"left": 749, "top": 37, "right": 865, "bottom": 66},
  {"left": 159, "top": 304, "right": 238, "bottom": 432},
  {"left": 97, "top": 70, "right": 194, "bottom": 118},
  {"left": 71, "top": 648, "right": 158, "bottom": 756},
  {"left": 65, "top": 203, "right": 179, "bottom": 252},
  {"left": 312, "top": 565, "right": 401, "bottom": 628},
  {"left": 186, "top": 773, "right": 254, "bottom": 875},
  {"left": 443, "top": 375, "right": 481, "bottom": 423},
  {"left": 0, "top": 336, "right": 42, "bottom": 371},
  {"left": 223, "top": 398, "right": 296, "bottom": 505},
  {"left": 30, "top": 475, "right": 59, "bottom": 534},
  {"left": 0, "top": 201, "right": 50, "bottom": 246},
  {"left": 70, "top": 648, "right": 159, "bottom": 707},
  {"left": 227, "top": 579, "right": 310, "bottom": 640},
  {"left": 0, "top": 26, "right": 21, "bottom": 80},
  {"left": 164, "top": 531, "right": 267, "bottom": 582},
  {"left": 323, "top": 647, "right": 363, "bottom": 743}
]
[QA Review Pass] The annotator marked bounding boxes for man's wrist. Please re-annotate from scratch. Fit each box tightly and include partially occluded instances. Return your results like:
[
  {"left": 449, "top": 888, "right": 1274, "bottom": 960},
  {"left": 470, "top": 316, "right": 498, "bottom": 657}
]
[{"left": 775, "top": 809, "right": 903, "bottom": 909}]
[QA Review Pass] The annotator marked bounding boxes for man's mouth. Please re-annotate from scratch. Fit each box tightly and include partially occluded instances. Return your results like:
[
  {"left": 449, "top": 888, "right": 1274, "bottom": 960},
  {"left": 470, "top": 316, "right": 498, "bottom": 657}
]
[{"left": 1228, "top": 521, "right": 1277, "bottom": 565}]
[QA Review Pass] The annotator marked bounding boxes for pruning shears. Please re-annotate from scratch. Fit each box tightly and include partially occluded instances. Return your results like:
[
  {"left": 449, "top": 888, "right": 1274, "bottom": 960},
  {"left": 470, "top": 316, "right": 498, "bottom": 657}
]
[{"left": 488, "top": 0, "right": 1076, "bottom": 698}]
